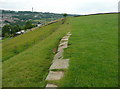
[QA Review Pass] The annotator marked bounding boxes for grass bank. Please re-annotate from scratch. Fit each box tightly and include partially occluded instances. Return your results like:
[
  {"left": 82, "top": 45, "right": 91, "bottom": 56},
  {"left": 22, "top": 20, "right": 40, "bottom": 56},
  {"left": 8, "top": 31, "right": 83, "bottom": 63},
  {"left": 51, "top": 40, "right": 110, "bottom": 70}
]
[
  {"left": 2, "top": 20, "right": 62, "bottom": 62},
  {"left": 59, "top": 14, "right": 118, "bottom": 87},
  {"left": 3, "top": 19, "right": 70, "bottom": 87}
]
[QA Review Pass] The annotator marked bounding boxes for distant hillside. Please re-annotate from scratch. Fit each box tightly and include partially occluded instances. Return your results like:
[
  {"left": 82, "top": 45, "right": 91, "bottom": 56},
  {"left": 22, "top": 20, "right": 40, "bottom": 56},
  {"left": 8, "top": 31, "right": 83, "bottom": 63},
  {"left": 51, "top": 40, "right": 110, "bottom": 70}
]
[{"left": 1, "top": 10, "right": 74, "bottom": 26}]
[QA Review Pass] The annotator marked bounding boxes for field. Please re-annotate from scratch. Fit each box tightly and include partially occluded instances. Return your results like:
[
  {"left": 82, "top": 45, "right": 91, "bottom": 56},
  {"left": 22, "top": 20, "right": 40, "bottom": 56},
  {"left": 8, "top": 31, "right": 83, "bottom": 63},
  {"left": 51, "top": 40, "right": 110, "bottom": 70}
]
[
  {"left": 2, "top": 13, "right": 118, "bottom": 87},
  {"left": 59, "top": 14, "right": 118, "bottom": 87}
]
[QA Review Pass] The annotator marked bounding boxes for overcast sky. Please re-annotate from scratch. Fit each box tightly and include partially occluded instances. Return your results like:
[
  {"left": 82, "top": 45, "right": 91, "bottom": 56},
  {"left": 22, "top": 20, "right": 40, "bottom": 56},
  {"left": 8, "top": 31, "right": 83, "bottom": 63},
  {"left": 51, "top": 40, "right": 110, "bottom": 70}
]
[{"left": 0, "top": 0, "right": 119, "bottom": 15}]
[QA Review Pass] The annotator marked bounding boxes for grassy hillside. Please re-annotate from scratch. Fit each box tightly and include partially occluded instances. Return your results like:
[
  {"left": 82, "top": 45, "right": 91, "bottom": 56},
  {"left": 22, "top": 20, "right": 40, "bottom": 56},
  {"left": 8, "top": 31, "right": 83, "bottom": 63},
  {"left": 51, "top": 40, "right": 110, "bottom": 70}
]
[
  {"left": 59, "top": 14, "right": 118, "bottom": 87},
  {"left": 3, "top": 13, "right": 118, "bottom": 87},
  {"left": 2, "top": 19, "right": 63, "bottom": 62},
  {"left": 3, "top": 19, "right": 71, "bottom": 87}
]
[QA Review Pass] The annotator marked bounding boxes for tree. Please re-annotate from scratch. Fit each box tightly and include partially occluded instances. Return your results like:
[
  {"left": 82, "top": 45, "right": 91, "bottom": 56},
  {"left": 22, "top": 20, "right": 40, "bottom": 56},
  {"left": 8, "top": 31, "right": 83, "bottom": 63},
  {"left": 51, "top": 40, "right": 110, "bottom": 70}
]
[
  {"left": 2, "top": 24, "right": 11, "bottom": 37},
  {"left": 63, "top": 13, "right": 67, "bottom": 18},
  {"left": 2, "top": 24, "right": 21, "bottom": 37},
  {"left": 24, "top": 21, "right": 36, "bottom": 30},
  {"left": 24, "top": 21, "right": 32, "bottom": 30},
  {"left": 62, "top": 13, "right": 68, "bottom": 24},
  {"left": 11, "top": 25, "right": 20, "bottom": 35}
]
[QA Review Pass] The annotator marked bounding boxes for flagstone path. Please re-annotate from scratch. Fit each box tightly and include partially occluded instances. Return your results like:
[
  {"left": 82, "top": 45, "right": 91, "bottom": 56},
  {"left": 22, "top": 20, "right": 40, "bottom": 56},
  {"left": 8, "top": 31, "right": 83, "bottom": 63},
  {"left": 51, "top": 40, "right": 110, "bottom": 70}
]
[{"left": 45, "top": 32, "right": 72, "bottom": 88}]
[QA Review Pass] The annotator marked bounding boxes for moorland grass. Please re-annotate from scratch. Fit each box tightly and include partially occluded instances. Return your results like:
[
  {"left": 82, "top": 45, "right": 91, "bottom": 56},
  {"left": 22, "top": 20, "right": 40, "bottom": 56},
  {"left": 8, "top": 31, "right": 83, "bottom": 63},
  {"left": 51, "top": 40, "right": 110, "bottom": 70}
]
[
  {"left": 3, "top": 19, "right": 71, "bottom": 87},
  {"left": 59, "top": 14, "right": 118, "bottom": 87}
]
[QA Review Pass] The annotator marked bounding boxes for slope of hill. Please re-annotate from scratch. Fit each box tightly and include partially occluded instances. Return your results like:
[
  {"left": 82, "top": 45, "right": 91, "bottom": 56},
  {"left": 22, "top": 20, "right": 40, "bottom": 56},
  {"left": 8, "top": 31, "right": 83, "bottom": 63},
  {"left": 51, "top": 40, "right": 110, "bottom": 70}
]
[
  {"left": 3, "top": 19, "right": 70, "bottom": 87},
  {"left": 2, "top": 19, "right": 64, "bottom": 62},
  {"left": 2, "top": 13, "right": 118, "bottom": 87},
  {"left": 59, "top": 13, "right": 118, "bottom": 87}
]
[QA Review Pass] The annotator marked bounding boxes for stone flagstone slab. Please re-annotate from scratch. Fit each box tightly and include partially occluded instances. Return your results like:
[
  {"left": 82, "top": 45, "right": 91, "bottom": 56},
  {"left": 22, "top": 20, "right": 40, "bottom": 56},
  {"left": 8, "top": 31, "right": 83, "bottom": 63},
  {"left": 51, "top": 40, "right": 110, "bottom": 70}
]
[
  {"left": 46, "top": 71, "right": 64, "bottom": 80},
  {"left": 53, "top": 49, "right": 63, "bottom": 60},
  {"left": 67, "top": 33, "right": 71, "bottom": 35},
  {"left": 60, "top": 40, "right": 68, "bottom": 44},
  {"left": 58, "top": 42, "right": 68, "bottom": 51},
  {"left": 58, "top": 45, "right": 67, "bottom": 51},
  {"left": 67, "top": 32, "right": 71, "bottom": 34},
  {"left": 50, "top": 59, "right": 69, "bottom": 70},
  {"left": 61, "top": 38, "right": 69, "bottom": 41},
  {"left": 59, "top": 42, "right": 68, "bottom": 47},
  {"left": 46, "top": 84, "right": 58, "bottom": 87},
  {"left": 62, "top": 36, "right": 69, "bottom": 39}
]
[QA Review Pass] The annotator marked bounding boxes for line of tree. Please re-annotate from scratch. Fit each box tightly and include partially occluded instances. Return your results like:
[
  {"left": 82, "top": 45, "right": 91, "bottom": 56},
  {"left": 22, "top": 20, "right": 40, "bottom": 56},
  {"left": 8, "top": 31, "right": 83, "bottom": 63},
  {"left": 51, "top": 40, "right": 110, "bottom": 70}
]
[
  {"left": 2, "top": 21, "right": 36, "bottom": 38},
  {"left": 2, "top": 24, "right": 21, "bottom": 37},
  {"left": 63, "top": 13, "right": 68, "bottom": 18},
  {"left": 24, "top": 21, "right": 36, "bottom": 29}
]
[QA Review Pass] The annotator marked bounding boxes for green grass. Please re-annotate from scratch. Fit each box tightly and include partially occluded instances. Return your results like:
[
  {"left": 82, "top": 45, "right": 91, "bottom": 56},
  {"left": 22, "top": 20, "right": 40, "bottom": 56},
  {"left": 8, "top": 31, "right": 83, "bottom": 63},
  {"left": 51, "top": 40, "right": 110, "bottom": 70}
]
[
  {"left": 3, "top": 19, "right": 70, "bottom": 87},
  {"left": 2, "top": 14, "right": 118, "bottom": 87},
  {"left": 2, "top": 21, "right": 63, "bottom": 62},
  {"left": 59, "top": 14, "right": 118, "bottom": 87}
]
